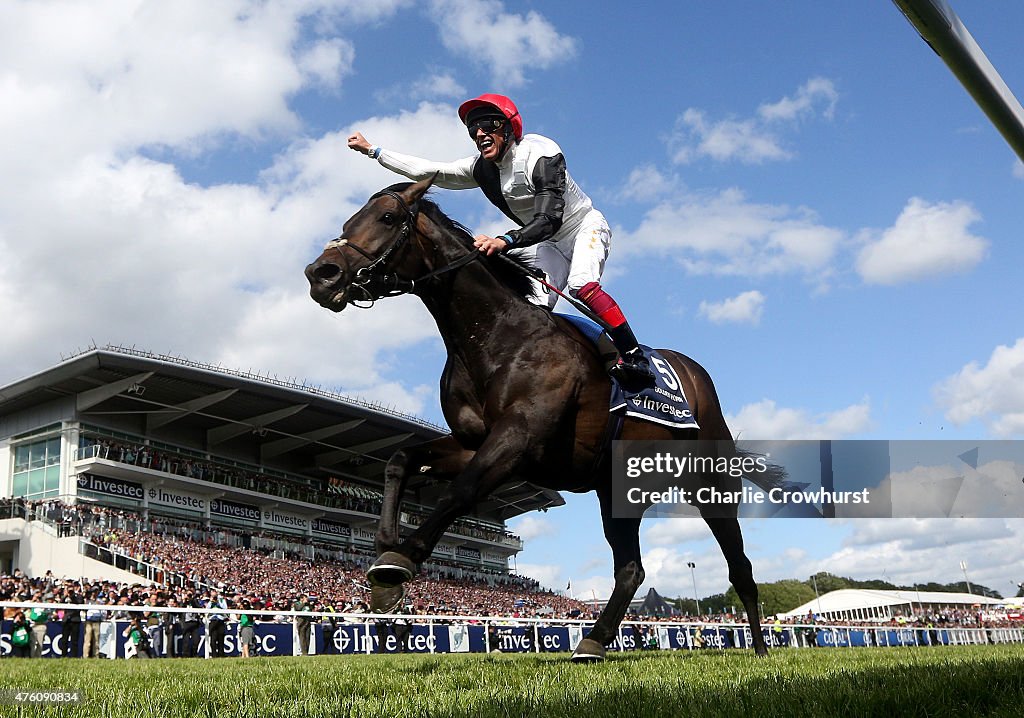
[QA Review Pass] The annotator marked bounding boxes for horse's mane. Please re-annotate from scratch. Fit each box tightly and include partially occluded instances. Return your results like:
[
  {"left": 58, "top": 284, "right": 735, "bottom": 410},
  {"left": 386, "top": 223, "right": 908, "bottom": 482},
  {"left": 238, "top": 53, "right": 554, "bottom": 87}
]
[{"left": 383, "top": 183, "right": 538, "bottom": 301}]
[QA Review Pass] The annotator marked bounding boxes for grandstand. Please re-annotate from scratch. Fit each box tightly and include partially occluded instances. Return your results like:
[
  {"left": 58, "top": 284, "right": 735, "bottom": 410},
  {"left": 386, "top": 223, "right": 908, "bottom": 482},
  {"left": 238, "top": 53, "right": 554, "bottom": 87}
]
[
  {"left": 0, "top": 346, "right": 564, "bottom": 583},
  {"left": 780, "top": 588, "right": 1005, "bottom": 622}
]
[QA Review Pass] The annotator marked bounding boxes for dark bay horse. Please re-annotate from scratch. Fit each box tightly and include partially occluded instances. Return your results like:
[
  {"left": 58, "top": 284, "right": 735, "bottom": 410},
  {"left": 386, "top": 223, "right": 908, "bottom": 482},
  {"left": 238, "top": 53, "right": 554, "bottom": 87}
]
[{"left": 305, "top": 177, "right": 769, "bottom": 660}]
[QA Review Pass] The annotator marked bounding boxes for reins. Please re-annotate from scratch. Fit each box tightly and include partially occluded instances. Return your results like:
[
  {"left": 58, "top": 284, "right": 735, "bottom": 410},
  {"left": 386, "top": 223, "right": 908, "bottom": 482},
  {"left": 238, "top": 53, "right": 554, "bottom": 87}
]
[
  {"left": 323, "top": 189, "right": 481, "bottom": 308},
  {"left": 492, "top": 253, "right": 613, "bottom": 331}
]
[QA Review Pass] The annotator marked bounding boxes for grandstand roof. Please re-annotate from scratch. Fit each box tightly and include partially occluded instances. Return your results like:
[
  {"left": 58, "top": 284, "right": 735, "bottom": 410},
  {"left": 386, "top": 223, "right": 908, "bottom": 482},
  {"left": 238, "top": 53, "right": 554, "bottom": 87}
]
[
  {"left": 0, "top": 346, "right": 564, "bottom": 520},
  {"left": 780, "top": 588, "right": 1004, "bottom": 618}
]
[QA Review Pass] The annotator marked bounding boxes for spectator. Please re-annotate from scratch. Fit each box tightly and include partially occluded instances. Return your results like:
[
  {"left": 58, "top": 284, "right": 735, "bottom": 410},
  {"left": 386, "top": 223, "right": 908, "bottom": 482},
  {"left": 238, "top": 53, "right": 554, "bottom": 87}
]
[
  {"left": 60, "top": 588, "right": 83, "bottom": 657},
  {"left": 237, "top": 599, "right": 256, "bottom": 658},
  {"left": 293, "top": 594, "right": 312, "bottom": 656},
  {"left": 9, "top": 610, "right": 32, "bottom": 658},
  {"left": 207, "top": 590, "right": 228, "bottom": 657},
  {"left": 27, "top": 593, "right": 51, "bottom": 658},
  {"left": 83, "top": 594, "right": 106, "bottom": 658},
  {"left": 122, "top": 617, "right": 153, "bottom": 659}
]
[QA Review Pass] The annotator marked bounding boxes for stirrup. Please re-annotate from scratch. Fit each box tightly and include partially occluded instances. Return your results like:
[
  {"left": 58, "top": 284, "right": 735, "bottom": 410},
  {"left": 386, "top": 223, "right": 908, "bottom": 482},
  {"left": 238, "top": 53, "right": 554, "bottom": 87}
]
[{"left": 610, "top": 353, "right": 655, "bottom": 384}]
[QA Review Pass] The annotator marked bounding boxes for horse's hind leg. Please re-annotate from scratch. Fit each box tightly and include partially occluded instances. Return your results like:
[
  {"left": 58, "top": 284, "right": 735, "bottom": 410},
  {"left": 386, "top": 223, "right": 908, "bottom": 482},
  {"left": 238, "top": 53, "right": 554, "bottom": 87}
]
[
  {"left": 705, "top": 517, "right": 769, "bottom": 656},
  {"left": 574, "top": 489, "right": 644, "bottom": 662}
]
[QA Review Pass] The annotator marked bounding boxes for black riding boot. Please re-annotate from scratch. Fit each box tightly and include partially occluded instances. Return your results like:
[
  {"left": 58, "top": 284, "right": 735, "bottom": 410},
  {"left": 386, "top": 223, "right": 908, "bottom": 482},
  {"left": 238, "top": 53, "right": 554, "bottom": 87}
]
[{"left": 607, "top": 322, "right": 655, "bottom": 384}]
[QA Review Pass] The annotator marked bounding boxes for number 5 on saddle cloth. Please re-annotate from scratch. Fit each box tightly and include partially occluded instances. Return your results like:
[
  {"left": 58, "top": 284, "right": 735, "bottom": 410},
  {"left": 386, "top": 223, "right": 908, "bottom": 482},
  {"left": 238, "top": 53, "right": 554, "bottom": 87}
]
[{"left": 557, "top": 314, "right": 699, "bottom": 430}]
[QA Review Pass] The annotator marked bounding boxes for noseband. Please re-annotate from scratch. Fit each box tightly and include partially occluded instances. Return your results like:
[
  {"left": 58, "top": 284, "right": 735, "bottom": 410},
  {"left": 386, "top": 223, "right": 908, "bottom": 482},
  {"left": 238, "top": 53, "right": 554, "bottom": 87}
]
[{"left": 323, "top": 189, "right": 480, "bottom": 308}]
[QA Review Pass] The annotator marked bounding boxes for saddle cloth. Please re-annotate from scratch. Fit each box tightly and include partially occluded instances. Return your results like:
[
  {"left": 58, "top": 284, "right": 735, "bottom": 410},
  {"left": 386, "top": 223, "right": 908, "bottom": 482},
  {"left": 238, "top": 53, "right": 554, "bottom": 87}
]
[{"left": 557, "top": 314, "right": 699, "bottom": 430}]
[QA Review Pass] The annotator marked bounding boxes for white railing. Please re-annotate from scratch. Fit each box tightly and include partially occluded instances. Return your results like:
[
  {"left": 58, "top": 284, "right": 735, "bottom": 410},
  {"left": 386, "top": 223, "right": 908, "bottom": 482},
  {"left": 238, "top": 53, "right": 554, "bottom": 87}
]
[{"left": 3, "top": 600, "right": 1021, "bottom": 659}]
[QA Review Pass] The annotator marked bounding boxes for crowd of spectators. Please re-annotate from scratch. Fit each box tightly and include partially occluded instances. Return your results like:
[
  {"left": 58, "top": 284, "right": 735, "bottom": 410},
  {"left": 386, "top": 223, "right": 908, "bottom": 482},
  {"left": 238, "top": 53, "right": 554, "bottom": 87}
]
[
  {"left": 1, "top": 497, "right": 584, "bottom": 622},
  {"left": 773, "top": 608, "right": 1020, "bottom": 630},
  {"left": 75, "top": 436, "right": 521, "bottom": 546},
  {"left": 84, "top": 528, "right": 583, "bottom": 619}
]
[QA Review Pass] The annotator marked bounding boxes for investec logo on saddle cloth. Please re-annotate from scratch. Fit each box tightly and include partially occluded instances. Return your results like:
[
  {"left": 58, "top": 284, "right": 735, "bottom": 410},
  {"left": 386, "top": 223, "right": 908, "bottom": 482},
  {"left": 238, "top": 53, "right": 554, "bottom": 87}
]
[{"left": 610, "top": 346, "right": 699, "bottom": 430}]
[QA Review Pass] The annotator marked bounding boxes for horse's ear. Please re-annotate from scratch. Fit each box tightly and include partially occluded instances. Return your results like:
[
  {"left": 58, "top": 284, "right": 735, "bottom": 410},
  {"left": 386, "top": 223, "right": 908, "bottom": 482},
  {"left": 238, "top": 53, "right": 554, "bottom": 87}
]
[{"left": 402, "top": 174, "right": 436, "bottom": 205}]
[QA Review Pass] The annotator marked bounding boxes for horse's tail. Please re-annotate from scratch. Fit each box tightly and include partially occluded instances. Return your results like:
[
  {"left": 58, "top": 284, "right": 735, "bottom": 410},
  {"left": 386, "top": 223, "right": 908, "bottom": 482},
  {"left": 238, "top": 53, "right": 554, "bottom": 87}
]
[{"left": 735, "top": 446, "right": 789, "bottom": 492}]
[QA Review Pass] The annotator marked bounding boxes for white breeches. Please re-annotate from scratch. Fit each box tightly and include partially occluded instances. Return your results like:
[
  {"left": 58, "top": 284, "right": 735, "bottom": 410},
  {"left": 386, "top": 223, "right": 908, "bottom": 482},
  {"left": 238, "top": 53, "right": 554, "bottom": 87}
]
[{"left": 510, "top": 210, "right": 611, "bottom": 309}]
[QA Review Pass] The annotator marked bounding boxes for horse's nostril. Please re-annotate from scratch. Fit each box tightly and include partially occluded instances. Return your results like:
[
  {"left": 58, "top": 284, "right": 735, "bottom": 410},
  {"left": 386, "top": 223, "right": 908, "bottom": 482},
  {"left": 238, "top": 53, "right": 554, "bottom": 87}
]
[{"left": 312, "top": 263, "right": 342, "bottom": 283}]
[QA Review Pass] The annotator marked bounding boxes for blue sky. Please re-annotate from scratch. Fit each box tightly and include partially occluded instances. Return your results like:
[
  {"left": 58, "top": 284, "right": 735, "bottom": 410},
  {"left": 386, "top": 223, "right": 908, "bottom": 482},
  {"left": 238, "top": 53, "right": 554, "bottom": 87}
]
[{"left": 2, "top": 1, "right": 1023, "bottom": 602}]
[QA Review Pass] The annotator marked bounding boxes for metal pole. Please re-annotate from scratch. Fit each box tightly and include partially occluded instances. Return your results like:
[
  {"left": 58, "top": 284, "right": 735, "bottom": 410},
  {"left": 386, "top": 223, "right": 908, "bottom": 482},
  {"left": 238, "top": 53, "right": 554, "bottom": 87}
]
[
  {"left": 687, "top": 562, "right": 701, "bottom": 616},
  {"left": 960, "top": 560, "right": 974, "bottom": 595}
]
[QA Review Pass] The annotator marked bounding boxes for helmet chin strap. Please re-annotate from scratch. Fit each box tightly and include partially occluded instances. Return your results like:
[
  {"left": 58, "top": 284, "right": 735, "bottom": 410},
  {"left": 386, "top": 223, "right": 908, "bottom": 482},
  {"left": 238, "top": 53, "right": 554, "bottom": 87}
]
[{"left": 495, "top": 127, "right": 515, "bottom": 161}]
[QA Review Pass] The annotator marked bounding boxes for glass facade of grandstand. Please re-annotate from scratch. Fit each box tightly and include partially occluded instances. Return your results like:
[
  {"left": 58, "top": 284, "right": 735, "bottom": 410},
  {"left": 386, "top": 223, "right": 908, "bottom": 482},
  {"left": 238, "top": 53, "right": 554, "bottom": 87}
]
[{"left": 11, "top": 434, "right": 61, "bottom": 500}]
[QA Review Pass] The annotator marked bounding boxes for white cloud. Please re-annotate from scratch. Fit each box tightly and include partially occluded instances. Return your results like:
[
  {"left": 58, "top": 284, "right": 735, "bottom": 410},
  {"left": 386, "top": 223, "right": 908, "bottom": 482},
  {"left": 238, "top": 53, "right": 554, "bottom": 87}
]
[
  {"left": 855, "top": 198, "right": 988, "bottom": 285},
  {"left": 615, "top": 188, "right": 843, "bottom": 281},
  {"left": 935, "top": 338, "right": 1024, "bottom": 436},
  {"left": 633, "top": 545, "right": 732, "bottom": 602},
  {"left": 619, "top": 165, "right": 680, "bottom": 203},
  {"left": 643, "top": 520, "right": 713, "bottom": 547},
  {"left": 727, "top": 399, "right": 872, "bottom": 440},
  {"left": 758, "top": 77, "right": 838, "bottom": 122},
  {"left": 698, "top": 290, "right": 765, "bottom": 325},
  {"left": 671, "top": 78, "right": 837, "bottom": 164},
  {"left": 375, "top": 72, "right": 468, "bottom": 105},
  {"left": 0, "top": 5, "right": 471, "bottom": 409},
  {"left": 515, "top": 563, "right": 565, "bottom": 591},
  {"left": 0, "top": 1, "right": 387, "bottom": 172},
  {"left": 411, "top": 73, "right": 467, "bottom": 99},
  {"left": 844, "top": 518, "right": 1014, "bottom": 551},
  {"left": 820, "top": 519, "right": 1024, "bottom": 592},
  {"left": 1013, "top": 160, "right": 1024, "bottom": 180},
  {"left": 427, "top": 0, "right": 577, "bottom": 87},
  {"left": 672, "top": 110, "right": 789, "bottom": 164},
  {"left": 297, "top": 38, "right": 355, "bottom": 90},
  {"left": 509, "top": 515, "right": 558, "bottom": 542}
]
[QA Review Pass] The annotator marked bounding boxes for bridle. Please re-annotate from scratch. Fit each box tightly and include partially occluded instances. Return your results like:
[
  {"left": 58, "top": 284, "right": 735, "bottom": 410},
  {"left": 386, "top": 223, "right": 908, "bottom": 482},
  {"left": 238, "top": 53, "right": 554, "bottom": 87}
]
[{"left": 322, "top": 189, "right": 480, "bottom": 308}]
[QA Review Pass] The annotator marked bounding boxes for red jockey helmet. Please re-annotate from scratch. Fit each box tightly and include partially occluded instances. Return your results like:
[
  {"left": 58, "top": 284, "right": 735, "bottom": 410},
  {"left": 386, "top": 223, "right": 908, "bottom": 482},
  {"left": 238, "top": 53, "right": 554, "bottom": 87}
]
[{"left": 458, "top": 94, "right": 523, "bottom": 142}]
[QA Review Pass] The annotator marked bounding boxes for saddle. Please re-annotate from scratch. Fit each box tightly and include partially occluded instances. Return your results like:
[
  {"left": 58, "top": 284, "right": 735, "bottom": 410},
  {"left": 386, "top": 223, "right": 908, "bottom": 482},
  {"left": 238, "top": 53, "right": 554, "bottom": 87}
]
[{"left": 556, "top": 314, "right": 699, "bottom": 430}]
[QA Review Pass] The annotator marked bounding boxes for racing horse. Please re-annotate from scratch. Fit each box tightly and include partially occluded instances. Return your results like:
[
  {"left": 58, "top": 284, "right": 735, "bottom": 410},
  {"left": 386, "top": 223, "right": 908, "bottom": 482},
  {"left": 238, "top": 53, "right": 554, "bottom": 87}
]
[{"left": 304, "top": 177, "right": 770, "bottom": 660}]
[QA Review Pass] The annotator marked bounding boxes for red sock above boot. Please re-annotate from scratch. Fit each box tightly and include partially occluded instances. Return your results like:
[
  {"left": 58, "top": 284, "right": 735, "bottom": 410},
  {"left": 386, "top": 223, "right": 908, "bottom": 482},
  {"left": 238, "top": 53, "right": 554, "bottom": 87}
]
[{"left": 577, "top": 282, "right": 626, "bottom": 328}]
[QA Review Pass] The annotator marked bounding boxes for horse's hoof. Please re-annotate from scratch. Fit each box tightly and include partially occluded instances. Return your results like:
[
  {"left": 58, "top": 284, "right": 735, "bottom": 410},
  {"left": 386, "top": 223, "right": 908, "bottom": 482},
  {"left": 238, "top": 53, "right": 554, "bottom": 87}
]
[
  {"left": 754, "top": 647, "right": 770, "bottom": 658},
  {"left": 571, "top": 638, "right": 606, "bottom": 662},
  {"left": 367, "top": 551, "right": 416, "bottom": 588},
  {"left": 370, "top": 584, "right": 407, "bottom": 614}
]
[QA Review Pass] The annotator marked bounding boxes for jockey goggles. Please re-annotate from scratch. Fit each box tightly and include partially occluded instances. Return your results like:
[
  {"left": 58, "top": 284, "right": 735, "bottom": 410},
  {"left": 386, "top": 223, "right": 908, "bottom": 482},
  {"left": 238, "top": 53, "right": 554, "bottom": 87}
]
[{"left": 466, "top": 116, "right": 506, "bottom": 138}]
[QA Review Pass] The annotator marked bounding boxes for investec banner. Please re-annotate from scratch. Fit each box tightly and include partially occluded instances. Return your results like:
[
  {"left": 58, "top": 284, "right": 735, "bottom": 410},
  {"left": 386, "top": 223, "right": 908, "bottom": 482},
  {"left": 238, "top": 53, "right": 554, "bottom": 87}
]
[
  {"left": 262, "top": 509, "right": 309, "bottom": 532},
  {"left": 210, "top": 498, "right": 260, "bottom": 522},
  {"left": 311, "top": 518, "right": 351, "bottom": 538},
  {"left": 455, "top": 546, "right": 481, "bottom": 561},
  {"left": 147, "top": 485, "right": 206, "bottom": 513},
  {"left": 432, "top": 543, "right": 455, "bottom": 558},
  {"left": 482, "top": 551, "right": 506, "bottom": 566},
  {"left": 77, "top": 474, "right": 145, "bottom": 501},
  {"left": 0, "top": 620, "right": 958, "bottom": 658}
]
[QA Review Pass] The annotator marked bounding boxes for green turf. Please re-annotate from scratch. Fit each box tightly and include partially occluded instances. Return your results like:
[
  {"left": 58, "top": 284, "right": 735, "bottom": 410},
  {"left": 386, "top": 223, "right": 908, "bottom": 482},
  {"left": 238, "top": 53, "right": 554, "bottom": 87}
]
[{"left": 0, "top": 645, "right": 1021, "bottom": 718}]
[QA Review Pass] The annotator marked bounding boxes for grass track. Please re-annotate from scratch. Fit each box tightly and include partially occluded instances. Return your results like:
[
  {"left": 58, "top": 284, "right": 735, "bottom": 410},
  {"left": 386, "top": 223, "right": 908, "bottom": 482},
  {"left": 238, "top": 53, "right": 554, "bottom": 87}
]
[{"left": 0, "top": 645, "right": 1022, "bottom": 718}]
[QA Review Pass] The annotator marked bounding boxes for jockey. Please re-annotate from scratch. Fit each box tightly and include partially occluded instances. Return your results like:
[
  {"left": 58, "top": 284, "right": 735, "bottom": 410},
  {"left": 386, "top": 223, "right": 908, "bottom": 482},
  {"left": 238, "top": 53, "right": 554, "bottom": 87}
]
[{"left": 347, "top": 93, "right": 653, "bottom": 383}]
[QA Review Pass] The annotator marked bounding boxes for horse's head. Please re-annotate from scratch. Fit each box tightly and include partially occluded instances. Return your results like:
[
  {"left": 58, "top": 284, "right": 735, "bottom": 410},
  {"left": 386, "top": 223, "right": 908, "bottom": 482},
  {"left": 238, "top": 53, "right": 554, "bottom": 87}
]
[{"left": 305, "top": 177, "right": 434, "bottom": 311}]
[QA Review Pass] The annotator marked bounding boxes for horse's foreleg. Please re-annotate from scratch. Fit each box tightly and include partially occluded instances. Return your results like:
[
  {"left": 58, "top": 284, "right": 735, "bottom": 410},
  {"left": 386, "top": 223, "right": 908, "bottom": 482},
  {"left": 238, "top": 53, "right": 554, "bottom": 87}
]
[
  {"left": 705, "top": 516, "right": 768, "bottom": 656},
  {"left": 369, "top": 437, "right": 474, "bottom": 607},
  {"left": 388, "top": 420, "right": 537, "bottom": 567},
  {"left": 574, "top": 489, "right": 644, "bottom": 662},
  {"left": 376, "top": 436, "right": 472, "bottom": 555}
]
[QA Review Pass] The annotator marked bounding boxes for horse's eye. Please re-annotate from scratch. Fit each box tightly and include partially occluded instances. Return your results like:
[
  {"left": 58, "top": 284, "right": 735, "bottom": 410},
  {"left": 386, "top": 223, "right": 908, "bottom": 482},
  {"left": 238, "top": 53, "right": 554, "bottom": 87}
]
[{"left": 381, "top": 212, "right": 395, "bottom": 227}]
